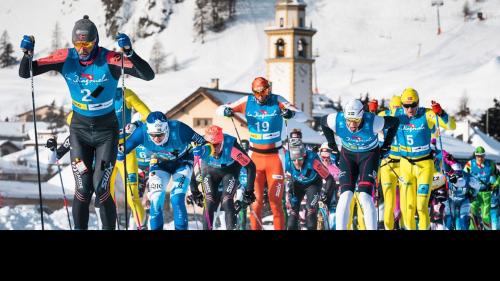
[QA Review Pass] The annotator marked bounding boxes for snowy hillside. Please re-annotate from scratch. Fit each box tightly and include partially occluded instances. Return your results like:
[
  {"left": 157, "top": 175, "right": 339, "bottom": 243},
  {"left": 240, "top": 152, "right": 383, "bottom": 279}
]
[{"left": 1, "top": 0, "right": 500, "bottom": 121}]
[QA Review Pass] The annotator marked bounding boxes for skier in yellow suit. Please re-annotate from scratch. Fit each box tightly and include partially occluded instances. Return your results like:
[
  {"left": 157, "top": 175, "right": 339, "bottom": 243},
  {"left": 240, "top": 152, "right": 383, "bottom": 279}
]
[
  {"left": 109, "top": 88, "right": 151, "bottom": 229},
  {"left": 378, "top": 96, "right": 402, "bottom": 230},
  {"left": 395, "top": 88, "right": 455, "bottom": 230}
]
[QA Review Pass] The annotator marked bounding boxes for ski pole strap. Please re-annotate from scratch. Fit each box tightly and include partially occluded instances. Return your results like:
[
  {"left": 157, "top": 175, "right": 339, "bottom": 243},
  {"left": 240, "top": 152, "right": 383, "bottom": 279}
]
[
  {"left": 401, "top": 154, "right": 433, "bottom": 165},
  {"left": 249, "top": 145, "right": 283, "bottom": 154},
  {"left": 380, "top": 157, "right": 400, "bottom": 168}
]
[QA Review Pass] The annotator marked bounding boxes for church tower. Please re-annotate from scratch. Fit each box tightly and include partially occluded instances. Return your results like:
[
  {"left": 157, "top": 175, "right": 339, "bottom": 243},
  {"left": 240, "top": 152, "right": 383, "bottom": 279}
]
[{"left": 265, "top": 0, "right": 316, "bottom": 117}]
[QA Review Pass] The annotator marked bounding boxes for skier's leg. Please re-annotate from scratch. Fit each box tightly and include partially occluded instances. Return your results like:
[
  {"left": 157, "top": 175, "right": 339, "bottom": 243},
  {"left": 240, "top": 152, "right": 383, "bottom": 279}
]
[
  {"left": 121, "top": 150, "right": 146, "bottom": 229},
  {"left": 69, "top": 131, "right": 94, "bottom": 230},
  {"left": 148, "top": 168, "right": 170, "bottom": 230},
  {"left": 220, "top": 173, "right": 238, "bottom": 230},
  {"left": 170, "top": 164, "right": 192, "bottom": 230},
  {"left": 265, "top": 153, "right": 285, "bottom": 230},
  {"left": 287, "top": 185, "right": 305, "bottom": 230},
  {"left": 304, "top": 183, "right": 321, "bottom": 230},
  {"left": 249, "top": 152, "right": 266, "bottom": 230},
  {"left": 399, "top": 157, "right": 418, "bottom": 230},
  {"left": 202, "top": 165, "right": 222, "bottom": 230},
  {"left": 414, "top": 159, "right": 433, "bottom": 230},
  {"left": 380, "top": 161, "right": 398, "bottom": 229},
  {"left": 336, "top": 150, "right": 357, "bottom": 230},
  {"left": 93, "top": 128, "right": 119, "bottom": 230}
]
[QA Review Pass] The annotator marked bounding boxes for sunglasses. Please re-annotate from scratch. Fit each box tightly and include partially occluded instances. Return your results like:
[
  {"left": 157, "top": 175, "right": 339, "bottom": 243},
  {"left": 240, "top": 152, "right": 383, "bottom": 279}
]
[
  {"left": 74, "top": 41, "right": 95, "bottom": 49},
  {"left": 292, "top": 157, "right": 304, "bottom": 161},
  {"left": 252, "top": 86, "right": 270, "bottom": 96},
  {"left": 402, "top": 102, "right": 418, "bottom": 109},
  {"left": 149, "top": 133, "right": 166, "bottom": 138},
  {"left": 346, "top": 118, "right": 362, "bottom": 123}
]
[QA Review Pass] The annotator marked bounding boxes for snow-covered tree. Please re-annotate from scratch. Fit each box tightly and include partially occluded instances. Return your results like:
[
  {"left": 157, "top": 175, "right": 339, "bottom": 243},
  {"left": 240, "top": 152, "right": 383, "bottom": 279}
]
[
  {"left": 0, "top": 31, "right": 17, "bottom": 68},
  {"left": 194, "top": 0, "right": 236, "bottom": 42},
  {"left": 150, "top": 39, "right": 167, "bottom": 74}
]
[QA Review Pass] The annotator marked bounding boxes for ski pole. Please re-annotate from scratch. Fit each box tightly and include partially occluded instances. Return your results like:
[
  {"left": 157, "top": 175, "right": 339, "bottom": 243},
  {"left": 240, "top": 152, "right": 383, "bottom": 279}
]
[
  {"left": 230, "top": 117, "right": 242, "bottom": 144},
  {"left": 28, "top": 53, "right": 45, "bottom": 230},
  {"left": 435, "top": 114, "right": 455, "bottom": 227},
  {"left": 188, "top": 197, "right": 200, "bottom": 230},
  {"left": 56, "top": 162, "right": 72, "bottom": 230}
]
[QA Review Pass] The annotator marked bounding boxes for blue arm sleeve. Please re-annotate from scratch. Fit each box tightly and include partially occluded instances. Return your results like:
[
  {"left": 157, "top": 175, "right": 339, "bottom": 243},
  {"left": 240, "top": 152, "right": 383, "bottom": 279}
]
[
  {"left": 179, "top": 122, "right": 207, "bottom": 146},
  {"left": 124, "top": 124, "right": 145, "bottom": 154}
]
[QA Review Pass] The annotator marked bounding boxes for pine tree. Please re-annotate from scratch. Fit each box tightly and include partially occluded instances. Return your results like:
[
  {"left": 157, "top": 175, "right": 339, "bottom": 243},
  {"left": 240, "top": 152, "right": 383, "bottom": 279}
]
[
  {"left": 50, "top": 22, "right": 62, "bottom": 75},
  {"left": 0, "top": 30, "right": 17, "bottom": 68},
  {"left": 150, "top": 39, "right": 167, "bottom": 74},
  {"left": 476, "top": 98, "right": 500, "bottom": 141},
  {"left": 456, "top": 92, "right": 471, "bottom": 120},
  {"left": 194, "top": 0, "right": 207, "bottom": 43}
]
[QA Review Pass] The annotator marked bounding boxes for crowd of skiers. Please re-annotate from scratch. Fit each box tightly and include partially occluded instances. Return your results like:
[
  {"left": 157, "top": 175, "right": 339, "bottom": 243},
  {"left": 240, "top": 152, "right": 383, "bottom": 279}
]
[{"left": 18, "top": 16, "right": 499, "bottom": 230}]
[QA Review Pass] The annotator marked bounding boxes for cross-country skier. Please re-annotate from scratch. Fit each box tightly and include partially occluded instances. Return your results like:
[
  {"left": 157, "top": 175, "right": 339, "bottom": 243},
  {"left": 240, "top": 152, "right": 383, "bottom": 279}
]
[
  {"left": 118, "top": 111, "right": 205, "bottom": 230},
  {"left": 190, "top": 125, "right": 256, "bottom": 230},
  {"left": 321, "top": 99, "right": 399, "bottom": 230},
  {"left": 20, "top": 16, "right": 155, "bottom": 229},
  {"left": 394, "top": 88, "right": 455, "bottom": 230},
  {"left": 216, "top": 77, "right": 306, "bottom": 230},
  {"left": 285, "top": 138, "right": 334, "bottom": 230},
  {"left": 463, "top": 146, "right": 499, "bottom": 230},
  {"left": 377, "top": 95, "right": 402, "bottom": 230}
]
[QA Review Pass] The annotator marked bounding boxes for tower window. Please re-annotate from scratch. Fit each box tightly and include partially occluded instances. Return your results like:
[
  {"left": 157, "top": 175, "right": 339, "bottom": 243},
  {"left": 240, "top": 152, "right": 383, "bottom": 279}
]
[
  {"left": 298, "top": 39, "right": 308, "bottom": 58},
  {"left": 276, "top": 39, "right": 285, "bottom": 58},
  {"left": 299, "top": 17, "right": 304, "bottom": 27},
  {"left": 280, "top": 17, "right": 284, "bottom": 28}
]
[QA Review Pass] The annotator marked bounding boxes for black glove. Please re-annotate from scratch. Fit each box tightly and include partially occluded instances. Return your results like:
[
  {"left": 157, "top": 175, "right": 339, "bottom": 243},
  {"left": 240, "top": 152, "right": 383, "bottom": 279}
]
[
  {"left": 380, "top": 145, "right": 390, "bottom": 159},
  {"left": 223, "top": 107, "right": 234, "bottom": 117},
  {"left": 328, "top": 144, "right": 340, "bottom": 166},
  {"left": 281, "top": 108, "right": 295, "bottom": 119},
  {"left": 235, "top": 191, "right": 256, "bottom": 212},
  {"left": 448, "top": 173, "right": 458, "bottom": 184},
  {"left": 187, "top": 190, "right": 204, "bottom": 208},
  {"left": 46, "top": 138, "right": 57, "bottom": 151},
  {"left": 319, "top": 191, "right": 328, "bottom": 204}
]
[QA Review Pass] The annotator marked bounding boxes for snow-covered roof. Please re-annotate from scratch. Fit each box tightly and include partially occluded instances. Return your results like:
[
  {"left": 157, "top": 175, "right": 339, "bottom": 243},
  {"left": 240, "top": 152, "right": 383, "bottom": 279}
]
[
  {"left": 470, "top": 126, "right": 500, "bottom": 156},
  {"left": 0, "top": 122, "right": 51, "bottom": 138}
]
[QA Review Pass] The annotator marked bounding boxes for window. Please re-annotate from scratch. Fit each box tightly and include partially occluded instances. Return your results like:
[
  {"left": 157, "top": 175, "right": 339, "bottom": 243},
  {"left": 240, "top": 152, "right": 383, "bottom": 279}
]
[
  {"left": 276, "top": 39, "right": 285, "bottom": 58},
  {"left": 280, "top": 18, "right": 284, "bottom": 27},
  {"left": 193, "top": 118, "right": 212, "bottom": 128},
  {"left": 299, "top": 17, "right": 304, "bottom": 27},
  {"left": 298, "top": 39, "right": 307, "bottom": 58}
]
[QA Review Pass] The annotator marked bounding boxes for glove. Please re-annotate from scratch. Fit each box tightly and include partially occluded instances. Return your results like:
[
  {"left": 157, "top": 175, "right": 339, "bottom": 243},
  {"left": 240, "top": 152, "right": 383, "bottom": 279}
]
[
  {"left": 448, "top": 173, "right": 458, "bottom": 184},
  {"left": 125, "top": 122, "right": 139, "bottom": 134},
  {"left": 380, "top": 145, "right": 390, "bottom": 159},
  {"left": 116, "top": 33, "right": 133, "bottom": 55},
  {"left": 187, "top": 190, "right": 204, "bottom": 208},
  {"left": 327, "top": 143, "right": 340, "bottom": 166},
  {"left": 20, "top": 35, "right": 35, "bottom": 54},
  {"left": 117, "top": 144, "right": 125, "bottom": 161},
  {"left": 431, "top": 100, "right": 443, "bottom": 116},
  {"left": 281, "top": 108, "right": 295, "bottom": 119},
  {"left": 193, "top": 143, "right": 214, "bottom": 158},
  {"left": 45, "top": 138, "right": 57, "bottom": 151},
  {"left": 319, "top": 191, "right": 328, "bottom": 204},
  {"left": 223, "top": 107, "right": 234, "bottom": 117},
  {"left": 235, "top": 190, "right": 256, "bottom": 212},
  {"left": 368, "top": 100, "right": 378, "bottom": 113}
]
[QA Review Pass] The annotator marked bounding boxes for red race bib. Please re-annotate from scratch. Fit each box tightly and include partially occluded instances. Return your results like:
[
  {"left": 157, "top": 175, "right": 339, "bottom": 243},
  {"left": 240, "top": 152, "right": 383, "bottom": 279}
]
[
  {"left": 313, "top": 159, "right": 330, "bottom": 179},
  {"left": 231, "top": 147, "right": 251, "bottom": 166}
]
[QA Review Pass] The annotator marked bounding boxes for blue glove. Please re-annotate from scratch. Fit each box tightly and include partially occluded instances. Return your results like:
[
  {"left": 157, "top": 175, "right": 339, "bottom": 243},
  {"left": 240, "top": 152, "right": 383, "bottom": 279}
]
[
  {"left": 116, "top": 33, "right": 132, "bottom": 54},
  {"left": 290, "top": 195, "right": 299, "bottom": 207},
  {"left": 193, "top": 146, "right": 203, "bottom": 157},
  {"left": 20, "top": 35, "right": 35, "bottom": 54},
  {"left": 117, "top": 151, "right": 125, "bottom": 161},
  {"left": 223, "top": 107, "right": 234, "bottom": 117}
]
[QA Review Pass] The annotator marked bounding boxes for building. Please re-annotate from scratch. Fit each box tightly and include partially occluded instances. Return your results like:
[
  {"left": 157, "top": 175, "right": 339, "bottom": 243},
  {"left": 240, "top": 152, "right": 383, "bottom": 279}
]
[{"left": 265, "top": 0, "right": 316, "bottom": 117}]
